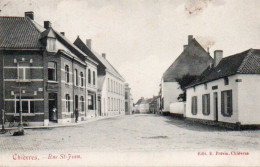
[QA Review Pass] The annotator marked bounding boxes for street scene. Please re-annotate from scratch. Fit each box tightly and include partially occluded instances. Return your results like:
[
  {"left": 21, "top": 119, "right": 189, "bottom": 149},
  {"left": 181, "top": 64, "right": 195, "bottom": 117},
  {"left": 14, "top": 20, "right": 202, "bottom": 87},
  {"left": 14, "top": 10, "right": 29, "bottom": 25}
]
[
  {"left": 1, "top": 114, "right": 260, "bottom": 153},
  {"left": 0, "top": 0, "right": 260, "bottom": 166}
]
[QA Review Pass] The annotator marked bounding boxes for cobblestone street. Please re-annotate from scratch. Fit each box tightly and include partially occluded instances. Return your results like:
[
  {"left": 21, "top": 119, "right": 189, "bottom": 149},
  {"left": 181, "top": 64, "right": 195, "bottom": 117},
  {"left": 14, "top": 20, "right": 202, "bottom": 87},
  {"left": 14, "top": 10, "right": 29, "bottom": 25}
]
[{"left": 1, "top": 114, "right": 260, "bottom": 153}]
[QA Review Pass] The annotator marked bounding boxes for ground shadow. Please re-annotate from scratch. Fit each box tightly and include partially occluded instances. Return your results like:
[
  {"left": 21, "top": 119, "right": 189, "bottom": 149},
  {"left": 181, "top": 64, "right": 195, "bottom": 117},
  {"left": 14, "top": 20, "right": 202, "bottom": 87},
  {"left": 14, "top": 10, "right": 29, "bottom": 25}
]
[{"left": 163, "top": 115, "right": 233, "bottom": 132}]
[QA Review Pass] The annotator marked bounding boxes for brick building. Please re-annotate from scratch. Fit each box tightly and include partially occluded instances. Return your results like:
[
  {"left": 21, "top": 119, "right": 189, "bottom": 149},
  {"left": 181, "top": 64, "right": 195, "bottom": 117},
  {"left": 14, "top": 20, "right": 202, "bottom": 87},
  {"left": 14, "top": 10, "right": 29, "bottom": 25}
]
[
  {"left": 0, "top": 12, "right": 97, "bottom": 126},
  {"left": 74, "top": 37, "right": 125, "bottom": 116}
]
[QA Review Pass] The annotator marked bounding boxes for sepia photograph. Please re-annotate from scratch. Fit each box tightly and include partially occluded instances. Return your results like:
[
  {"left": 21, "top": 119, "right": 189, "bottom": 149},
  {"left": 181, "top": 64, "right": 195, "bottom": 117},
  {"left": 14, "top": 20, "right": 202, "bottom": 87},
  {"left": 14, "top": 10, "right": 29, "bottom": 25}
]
[{"left": 0, "top": 0, "right": 260, "bottom": 166}]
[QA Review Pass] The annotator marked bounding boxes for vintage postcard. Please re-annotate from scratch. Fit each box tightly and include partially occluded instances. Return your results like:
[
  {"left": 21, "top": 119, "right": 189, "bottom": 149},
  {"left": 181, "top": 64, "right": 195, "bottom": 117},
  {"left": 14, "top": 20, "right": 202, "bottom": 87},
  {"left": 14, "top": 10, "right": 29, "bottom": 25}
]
[{"left": 0, "top": 0, "right": 260, "bottom": 166}]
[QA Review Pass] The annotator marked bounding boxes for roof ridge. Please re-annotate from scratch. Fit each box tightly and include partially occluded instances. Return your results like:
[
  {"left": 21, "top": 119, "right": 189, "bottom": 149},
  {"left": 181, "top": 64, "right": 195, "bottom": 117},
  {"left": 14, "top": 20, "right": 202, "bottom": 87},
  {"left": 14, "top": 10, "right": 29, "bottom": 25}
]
[{"left": 237, "top": 49, "right": 253, "bottom": 73}]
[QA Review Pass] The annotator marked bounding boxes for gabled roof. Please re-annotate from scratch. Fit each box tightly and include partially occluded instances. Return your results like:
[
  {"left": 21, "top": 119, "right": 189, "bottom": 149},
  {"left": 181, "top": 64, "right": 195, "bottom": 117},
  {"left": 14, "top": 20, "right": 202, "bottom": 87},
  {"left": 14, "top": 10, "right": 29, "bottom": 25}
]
[
  {"left": 187, "top": 49, "right": 260, "bottom": 88},
  {"left": 163, "top": 38, "right": 213, "bottom": 82},
  {"left": 0, "top": 16, "right": 43, "bottom": 49},
  {"left": 74, "top": 36, "right": 125, "bottom": 81}
]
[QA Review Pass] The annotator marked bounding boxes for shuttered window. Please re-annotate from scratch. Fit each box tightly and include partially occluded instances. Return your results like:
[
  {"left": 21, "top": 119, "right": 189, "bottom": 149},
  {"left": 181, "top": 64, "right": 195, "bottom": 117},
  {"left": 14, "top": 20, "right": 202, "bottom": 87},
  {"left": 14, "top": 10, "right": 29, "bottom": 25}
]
[
  {"left": 221, "top": 90, "right": 233, "bottom": 116},
  {"left": 202, "top": 94, "right": 210, "bottom": 115},
  {"left": 191, "top": 96, "right": 197, "bottom": 115}
]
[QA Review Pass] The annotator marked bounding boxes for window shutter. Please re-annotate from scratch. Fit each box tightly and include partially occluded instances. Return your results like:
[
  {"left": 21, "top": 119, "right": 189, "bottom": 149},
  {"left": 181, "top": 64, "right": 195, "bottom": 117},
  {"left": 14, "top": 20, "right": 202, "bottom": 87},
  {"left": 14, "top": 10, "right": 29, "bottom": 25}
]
[
  {"left": 202, "top": 95, "right": 205, "bottom": 114},
  {"left": 207, "top": 94, "right": 210, "bottom": 114},
  {"left": 221, "top": 92, "right": 224, "bottom": 116},
  {"left": 195, "top": 97, "right": 197, "bottom": 114}
]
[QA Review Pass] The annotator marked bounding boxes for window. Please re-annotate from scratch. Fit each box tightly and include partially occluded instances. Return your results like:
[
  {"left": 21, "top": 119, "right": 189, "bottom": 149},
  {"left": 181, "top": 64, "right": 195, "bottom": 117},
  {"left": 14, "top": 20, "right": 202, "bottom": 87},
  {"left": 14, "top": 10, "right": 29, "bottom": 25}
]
[
  {"left": 48, "top": 62, "right": 57, "bottom": 81},
  {"left": 224, "top": 77, "right": 229, "bottom": 85},
  {"left": 88, "top": 94, "right": 94, "bottom": 110},
  {"left": 65, "top": 94, "right": 70, "bottom": 112},
  {"left": 202, "top": 94, "right": 210, "bottom": 115},
  {"left": 93, "top": 71, "right": 96, "bottom": 85},
  {"left": 110, "top": 80, "right": 112, "bottom": 92},
  {"left": 125, "top": 92, "right": 128, "bottom": 99},
  {"left": 80, "top": 72, "right": 84, "bottom": 87},
  {"left": 108, "top": 97, "right": 110, "bottom": 111},
  {"left": 80, "top": 96, "right": 85, "bottom": 112},
  {"left": 65, "top": 65, "right": 69, "bottom": 83},
  {"left": 221, "top": 90, "right": 232, "bottom": 116},
  {"left": 88, "top": 69, "right": 91, "bottom": 84},
  {"left": 74, "top": 69, "right": 78, "bottom": 86},
  {"left": 16, "top": 96, "right": 34, "bottom": 113},
  {"left": 17, "top": 61, "right": 31, "bottom": 81},
  {"left": 191, "top": 96, "right": 197, "bottom": 115},
  {"left": 47, "top": 38, "right": 56, "bottom": 51}
]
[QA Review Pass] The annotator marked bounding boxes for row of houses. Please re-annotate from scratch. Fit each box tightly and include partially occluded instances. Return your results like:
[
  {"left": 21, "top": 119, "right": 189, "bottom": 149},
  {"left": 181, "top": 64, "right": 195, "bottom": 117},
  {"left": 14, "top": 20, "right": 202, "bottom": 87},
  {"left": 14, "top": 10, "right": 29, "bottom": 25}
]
[
  {"left": 134, "top": 96, "right": 160, "bottom": 114},
  {"left": 0, "top": 11, "right": 133, "bottom": 126},
  {"left": 158, "top": 35, "right": 260, "bottom": 129}
]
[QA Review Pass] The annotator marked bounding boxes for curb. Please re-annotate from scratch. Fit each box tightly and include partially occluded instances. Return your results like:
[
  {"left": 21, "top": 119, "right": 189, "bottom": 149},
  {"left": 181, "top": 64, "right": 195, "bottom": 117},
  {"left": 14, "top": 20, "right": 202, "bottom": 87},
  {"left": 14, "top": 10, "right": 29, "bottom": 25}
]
[{"left": 3, "top": 114, "right": 123, "bottom": 130}]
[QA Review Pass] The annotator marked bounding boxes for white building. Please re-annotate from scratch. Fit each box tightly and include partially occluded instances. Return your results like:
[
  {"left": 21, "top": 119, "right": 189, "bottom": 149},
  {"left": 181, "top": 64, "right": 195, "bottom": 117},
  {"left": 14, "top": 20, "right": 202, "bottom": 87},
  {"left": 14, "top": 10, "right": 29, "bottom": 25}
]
[
  {"left": 74, "top": 38, "right": 125, "bottom": 117},
  {"left": 161, "top": 35, "right": 213, "bottom": 114},
  {"left": 185, "top": 49, "right": 260, "bottom": 129}
]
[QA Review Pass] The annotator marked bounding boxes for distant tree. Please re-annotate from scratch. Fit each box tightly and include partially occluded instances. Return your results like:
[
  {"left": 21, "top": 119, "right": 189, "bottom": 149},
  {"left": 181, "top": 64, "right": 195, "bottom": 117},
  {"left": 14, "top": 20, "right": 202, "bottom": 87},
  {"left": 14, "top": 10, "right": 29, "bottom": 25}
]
[{"left": 175, "top": 74, "right": 198, "bottom": 101}]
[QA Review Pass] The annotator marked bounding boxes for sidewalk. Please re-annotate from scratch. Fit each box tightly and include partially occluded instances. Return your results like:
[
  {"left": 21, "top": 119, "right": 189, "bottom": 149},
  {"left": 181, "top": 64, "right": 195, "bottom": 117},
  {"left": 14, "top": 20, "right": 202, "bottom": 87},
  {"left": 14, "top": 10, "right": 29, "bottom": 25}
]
[{"left": 3, "top": 114, "right": 123, "bottom": 130}]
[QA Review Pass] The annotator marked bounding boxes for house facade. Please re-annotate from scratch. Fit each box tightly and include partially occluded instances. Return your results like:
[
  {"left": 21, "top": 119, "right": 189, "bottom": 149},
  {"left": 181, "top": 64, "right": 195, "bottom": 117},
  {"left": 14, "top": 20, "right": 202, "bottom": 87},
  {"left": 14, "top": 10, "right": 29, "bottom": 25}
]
[
  {"left": 161, "top": 35, "right": 213, "bottom": 114},
  {"left": 74, "top": 38, "right": 125, "bottom": 117},
  {"left": 0, "top": 12, "right": 98, "bottom": 126},
  {"left": 186, "top": 49, "right": 260, "bottom": 128}
]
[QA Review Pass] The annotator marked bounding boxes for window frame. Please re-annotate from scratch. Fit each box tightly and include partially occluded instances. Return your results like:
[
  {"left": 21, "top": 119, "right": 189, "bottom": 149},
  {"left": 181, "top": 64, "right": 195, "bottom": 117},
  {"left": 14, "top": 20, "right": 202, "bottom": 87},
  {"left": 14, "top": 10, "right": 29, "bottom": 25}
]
[
  {"left": 65, "top": 65, "right": 70, "bottom": 83},
  {"left": 191, "top": 96, "right": 197, "bottom": 115},
  {"left": 48, "top": 62, "right": 57, "bottom": 81},
  {"left": 93, "top": 71, "right": 96, "bottom": 85},
  {"left": 80, "top": 72, "right": 84, "bottom": 87},
  {"left": 88, "top": 69, "right": 91, "bottom": 84},
  {"left": 74, "top": 69, "right": 78, "bottom": 86},
  {"left": 221, "top": 90, "right": 233, "bottom": 117},
  {"left": 202, "top": 94, "right": 210, "bottom": 115}
]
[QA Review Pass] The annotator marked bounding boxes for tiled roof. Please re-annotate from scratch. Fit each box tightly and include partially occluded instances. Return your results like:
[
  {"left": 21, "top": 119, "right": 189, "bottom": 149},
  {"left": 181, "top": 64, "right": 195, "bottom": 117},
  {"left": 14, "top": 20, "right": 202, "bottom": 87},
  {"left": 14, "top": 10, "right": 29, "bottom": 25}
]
[
  {"left": 74, "top": 36, "right": 125, "bottom": 81},
  {"left": 187, "top": 49, "right": 260, "bottom": 88},
  {"left": 163, "top": 38, "right": 213, "bottom": 82},
  {"left": 0, "top": 16, "right": 43, "bottom": 49}
]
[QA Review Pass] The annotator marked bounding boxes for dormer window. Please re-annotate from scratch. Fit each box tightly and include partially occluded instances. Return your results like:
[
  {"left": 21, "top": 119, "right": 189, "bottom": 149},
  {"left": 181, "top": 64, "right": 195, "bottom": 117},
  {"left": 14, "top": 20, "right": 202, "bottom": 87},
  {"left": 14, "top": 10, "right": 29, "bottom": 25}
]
[{"left": 47, "top": 38, "right": 56, "bottom": 52}]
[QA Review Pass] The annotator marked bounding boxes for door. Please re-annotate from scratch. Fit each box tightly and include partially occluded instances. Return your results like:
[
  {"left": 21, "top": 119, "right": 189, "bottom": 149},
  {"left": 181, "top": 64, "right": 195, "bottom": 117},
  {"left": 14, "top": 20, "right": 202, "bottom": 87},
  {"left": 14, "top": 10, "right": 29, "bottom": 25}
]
[
  {"left": 98, "top": 97, "right": 101, "bottom": 116},
  {"left": 49, "top": 93, "right": 58, "bottom": 122},
  {"left": 213, "top": 92, "right": 218, "bottom": 121}
]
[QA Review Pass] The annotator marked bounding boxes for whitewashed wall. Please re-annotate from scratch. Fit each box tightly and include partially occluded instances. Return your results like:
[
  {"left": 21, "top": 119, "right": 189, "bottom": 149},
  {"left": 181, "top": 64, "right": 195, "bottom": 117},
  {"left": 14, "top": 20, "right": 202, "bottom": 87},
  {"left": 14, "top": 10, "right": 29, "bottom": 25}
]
[
  {"left": 170, "top": 102, "right": 185, "bottom": 114},
  {"left": 162, "top": 81, "right": 182, "bottom": 112},
  {"left": 186, "top": 75, "right": 239, "bottom": 123},
  {"left": 238, "top": 74, "right": 260, "bottom": 125}
]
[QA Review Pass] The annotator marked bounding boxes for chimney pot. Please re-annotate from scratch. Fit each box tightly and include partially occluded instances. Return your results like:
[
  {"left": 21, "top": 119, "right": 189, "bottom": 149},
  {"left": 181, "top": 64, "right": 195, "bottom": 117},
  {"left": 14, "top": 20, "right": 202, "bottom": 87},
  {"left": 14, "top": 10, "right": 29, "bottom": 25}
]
[
  {"left": 60, "top": 32, "right": 65, "bottom": 36},
  {"left": 86, "top": 39, "right": 92, "bottom": 49},
  {"left": 25, "top": 11, "right": 34, "bottom": 20},
  {"left": 44, "top": 21, "right": 52, "bottom": 29},
  {"left": 214, "top": 50, "right": 223, "bottom": 67},
  {"left": 102, "top": 53, "right": 106, "bottom": 59},
  {"left": 188, "top": 35, "right": 193, "bottom": 45}
]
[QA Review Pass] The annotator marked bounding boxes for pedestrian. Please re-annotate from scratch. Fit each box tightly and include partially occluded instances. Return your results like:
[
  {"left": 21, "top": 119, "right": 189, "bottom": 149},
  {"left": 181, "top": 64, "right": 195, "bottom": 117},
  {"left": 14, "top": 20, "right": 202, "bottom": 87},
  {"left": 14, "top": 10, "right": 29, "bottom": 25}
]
[
  {"left": 52, "top": 106, "right": 57, "bottom": 122},
  {"left": 75, "top": 108, "right": 79, "bottom": 123}
]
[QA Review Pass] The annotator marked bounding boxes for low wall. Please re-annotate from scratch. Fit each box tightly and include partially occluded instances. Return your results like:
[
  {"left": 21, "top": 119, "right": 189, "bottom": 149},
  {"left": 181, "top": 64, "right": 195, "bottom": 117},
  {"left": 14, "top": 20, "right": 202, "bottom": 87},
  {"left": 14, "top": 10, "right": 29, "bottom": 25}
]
[{"left": 169, "top": 102, "right": 185, "bottom": 115}]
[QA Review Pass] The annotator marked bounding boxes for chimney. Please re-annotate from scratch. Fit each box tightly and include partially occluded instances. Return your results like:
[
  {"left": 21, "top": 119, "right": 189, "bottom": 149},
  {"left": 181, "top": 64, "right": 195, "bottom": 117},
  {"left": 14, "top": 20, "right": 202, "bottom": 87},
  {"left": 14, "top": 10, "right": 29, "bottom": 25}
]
[
  {"left": 44, "top": 21, "right": 52, "bottom": 29},
  {"left": 25, "top": 11, "right": 34, "bottom": 20},
  {"left": 86, "top": 39, "right": 92, "bottom": 49},
  {"left": 188, "top": 35, "right": 193, "bottom": 45},
  {"left": 102, "top": 53, "right": 106, "bottom": 59},
  {"left": 214, "top": 50, "right": 223, "bottom": 67},
  {"left": 183, "top": 45, "right": 188, "bottom": 50},
  {"left": 60, "top": 32, "right": 65, "bottom": 36}
]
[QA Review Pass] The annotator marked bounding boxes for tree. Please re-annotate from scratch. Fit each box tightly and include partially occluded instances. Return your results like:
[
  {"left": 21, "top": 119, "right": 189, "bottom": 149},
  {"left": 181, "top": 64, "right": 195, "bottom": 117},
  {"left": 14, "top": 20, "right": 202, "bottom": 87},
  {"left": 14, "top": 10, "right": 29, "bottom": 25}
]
[{"left": 175, "top": 74, "right": 198, "bottom": 101}]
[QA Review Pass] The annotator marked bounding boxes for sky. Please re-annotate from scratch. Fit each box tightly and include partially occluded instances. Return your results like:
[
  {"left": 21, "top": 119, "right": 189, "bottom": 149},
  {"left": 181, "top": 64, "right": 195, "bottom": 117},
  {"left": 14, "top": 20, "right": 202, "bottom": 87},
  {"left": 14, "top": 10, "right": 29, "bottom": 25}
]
[{"left": 1, "top": 0, "right": 260, "bottom": 102}]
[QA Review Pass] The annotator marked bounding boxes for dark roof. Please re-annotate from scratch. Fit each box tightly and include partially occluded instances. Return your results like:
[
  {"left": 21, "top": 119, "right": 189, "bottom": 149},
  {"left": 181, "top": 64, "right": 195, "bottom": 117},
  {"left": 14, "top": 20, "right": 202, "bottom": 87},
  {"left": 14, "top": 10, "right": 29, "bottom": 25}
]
[
  {"left": 187, "top": 49, "right": 260, "bottom": 88},
  {"left": 163, "top": 38, "right": 213, "bottom": 82},
  {"left": 0, "top": 16, "right": 43, "bottom": 49},
  {"left": 74, "top": 36, "right": 125, "bottom": 81}
]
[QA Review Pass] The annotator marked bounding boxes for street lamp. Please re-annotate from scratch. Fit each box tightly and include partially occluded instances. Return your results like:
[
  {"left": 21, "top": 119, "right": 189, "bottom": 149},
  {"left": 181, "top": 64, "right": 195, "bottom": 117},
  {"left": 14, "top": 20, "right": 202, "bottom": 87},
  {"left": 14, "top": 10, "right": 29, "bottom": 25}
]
[{"left": 11, "top": 84, "right": 36, "bottom": 136}]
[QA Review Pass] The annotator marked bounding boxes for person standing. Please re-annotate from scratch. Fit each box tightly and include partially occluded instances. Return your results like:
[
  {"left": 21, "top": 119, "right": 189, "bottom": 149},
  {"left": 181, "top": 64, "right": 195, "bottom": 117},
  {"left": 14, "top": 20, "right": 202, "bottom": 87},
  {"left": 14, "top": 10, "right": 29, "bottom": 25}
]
[
  {"left": 75, "top": 108, "right": 79, "bottom": 123},
  {"left": 52, "top": 107, "right": 57, "bottom": 122}
]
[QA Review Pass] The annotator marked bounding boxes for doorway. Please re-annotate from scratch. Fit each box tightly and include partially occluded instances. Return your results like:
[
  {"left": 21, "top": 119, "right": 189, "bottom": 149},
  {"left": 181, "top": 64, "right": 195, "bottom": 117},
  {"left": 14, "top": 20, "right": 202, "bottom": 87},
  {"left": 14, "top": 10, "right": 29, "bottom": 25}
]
[
  {"left": 98, "top": 96, "right": 101, "bottom": 116},
  {"left": 49, "top": 93, "right": 58, "bottom": 122},
  {"left": 213, "top": 92, "right": 218, "bottom": 122}
]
